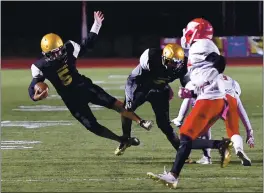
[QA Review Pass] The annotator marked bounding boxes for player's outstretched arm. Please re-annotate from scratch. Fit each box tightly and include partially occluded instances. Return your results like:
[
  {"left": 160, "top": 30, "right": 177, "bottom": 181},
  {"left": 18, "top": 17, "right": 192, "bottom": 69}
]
[
  {"left": 237, "top": 97, "right": 255, "bottom": 148},
  {"left": 78, "top": 11, "right": 104, "bottom": 57}
]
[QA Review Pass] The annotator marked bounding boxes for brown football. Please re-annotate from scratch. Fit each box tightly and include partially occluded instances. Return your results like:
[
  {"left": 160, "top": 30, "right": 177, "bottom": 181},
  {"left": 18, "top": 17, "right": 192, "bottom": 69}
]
[{"left": 34, "top": 82, "right": 49, "bottom": 98}]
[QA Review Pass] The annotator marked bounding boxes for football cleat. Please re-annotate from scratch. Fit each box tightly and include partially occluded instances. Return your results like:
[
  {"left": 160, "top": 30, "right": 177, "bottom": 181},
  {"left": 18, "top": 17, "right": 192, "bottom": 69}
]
[
  {"left": 185, "top": 157, "right": 195, "bottom": 164},
  {"left": 196, "top": 156, "right": 212, "bottom": 165},
  {"left": 219, "top": 138, "right": 233, "bottom": 168},
  {"left": 147, "top": 167, "right": 179, "bottom": 189},
  {"left": 114, "top": 137, "right": 140, "bottom": 156},
  {"left": 139, "top": 120, "right": 154, "bottom": 131},
  {"left": 236, "top": 150, "right": 251, "bottom": 166}
]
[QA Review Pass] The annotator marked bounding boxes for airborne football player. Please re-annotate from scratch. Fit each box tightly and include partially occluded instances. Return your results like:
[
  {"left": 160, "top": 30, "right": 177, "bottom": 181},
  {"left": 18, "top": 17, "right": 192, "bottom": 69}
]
[{"left": 28, "top": 11, "right": 153, "bottom": 148}]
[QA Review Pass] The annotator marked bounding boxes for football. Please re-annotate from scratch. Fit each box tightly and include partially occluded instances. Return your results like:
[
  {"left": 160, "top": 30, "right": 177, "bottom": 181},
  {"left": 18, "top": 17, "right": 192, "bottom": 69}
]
[{"left": 34, "top": 82, "right": 49, "bottom": 98}]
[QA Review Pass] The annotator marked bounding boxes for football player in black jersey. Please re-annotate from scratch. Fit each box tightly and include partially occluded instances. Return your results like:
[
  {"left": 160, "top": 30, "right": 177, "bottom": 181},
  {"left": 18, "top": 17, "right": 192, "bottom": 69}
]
[
  {"left": 115, "top": 43, "right": 188, "bottom": 156},
  {"left": 28, "top": 11, "right": 153, "bottom": 149}
]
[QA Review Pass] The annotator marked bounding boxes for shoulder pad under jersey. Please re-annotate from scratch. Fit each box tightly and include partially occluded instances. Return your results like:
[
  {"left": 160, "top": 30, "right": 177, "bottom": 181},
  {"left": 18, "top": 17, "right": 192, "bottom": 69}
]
[
  {"left": 189, "top": 39, "right": 220, "bottom": 64},
  {"left": 65, "top": 40, "right": 81, "bottom": 58}
]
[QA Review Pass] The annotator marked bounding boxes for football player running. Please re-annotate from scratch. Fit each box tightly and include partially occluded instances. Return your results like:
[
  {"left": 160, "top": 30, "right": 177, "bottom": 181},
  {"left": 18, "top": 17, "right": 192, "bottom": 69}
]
[
  {"left": 147, "top": 18, "right": 233, "bottom": 189},
  {"left": 172, "top": 75, "right": 254, "bottom": 166},
  {"left": 28, "top": 11, "right": 153, "bottom": 149},
  {"left": 114, "top": 43, "right": 188, "bottom": 156}
]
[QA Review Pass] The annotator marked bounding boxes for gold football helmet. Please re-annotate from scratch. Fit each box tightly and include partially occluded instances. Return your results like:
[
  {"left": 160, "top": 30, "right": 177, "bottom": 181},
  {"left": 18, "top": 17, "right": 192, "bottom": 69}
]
[
  {"left": 40, "top": 33, "right": 65, "bottom": 61},
  {"left": 162, "top": 43, "right": 185, "bottom": 68}
]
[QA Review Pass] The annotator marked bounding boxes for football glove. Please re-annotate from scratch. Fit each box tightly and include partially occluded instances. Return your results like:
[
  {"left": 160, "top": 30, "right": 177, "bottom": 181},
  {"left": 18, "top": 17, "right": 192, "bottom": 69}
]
[{"left": 246, "top": 130, "right": 255, "bottom": 148}]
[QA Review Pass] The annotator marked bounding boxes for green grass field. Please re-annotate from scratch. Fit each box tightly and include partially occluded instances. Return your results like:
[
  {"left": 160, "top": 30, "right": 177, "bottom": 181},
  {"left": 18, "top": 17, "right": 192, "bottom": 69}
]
[{"left": 2, "top": 67, "right": 263, "bottom": 192}]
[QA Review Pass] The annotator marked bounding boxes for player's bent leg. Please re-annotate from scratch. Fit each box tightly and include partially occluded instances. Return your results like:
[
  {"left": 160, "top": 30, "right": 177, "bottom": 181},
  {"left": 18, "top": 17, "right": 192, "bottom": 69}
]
[
  {"left": 70, "top": 108, "right": 123, "bottom": 143},
  {"left": 115, "top": 93, "right": 149, "bottom": 156},
  {"left": 147, "top": 134, "right": 191, "bottom": 189},
  {"left": 150, "top": 91, "right": 180, "bottom": 151},
  {"left": 180, "top": 99, "right": 232, "bottom": 168},
  {"left": 115, "top": 113, "right": 138, "bottom": 156},
  {"left": 225, "top": 94, "right": 240, "bottom": 138},
  {"left": 197, "top": 128, "right": 212, "bottom": 164},
  {"left": 170, "top": 134, "right": 193, "bottom": 177},
  {"left": 225, "top": 94, "right": 251, "bottom": 166},
  {"left": 157, "top": 120, "right": 180, "bottom": 151},
  {"left": 111, "top": 100, "right": 153, "bottom": 131},
  {"left": 231, "top": 134, "right": 251, "bottom": 166},
  {"left": 87, "top": 84, "right": 153, "bottom": 131}
]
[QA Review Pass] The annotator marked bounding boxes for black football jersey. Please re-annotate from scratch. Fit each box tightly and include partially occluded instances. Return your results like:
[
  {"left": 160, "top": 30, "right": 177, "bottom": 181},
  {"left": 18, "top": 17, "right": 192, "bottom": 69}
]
[
  {"left": 136, "top": 48, "right": 187, "bottom": 85},
  {"left": 30, "top": 32, "right": 97, "bottom": 97},
  {"left": 125, "top": 48, "right": 188, "bottom": 101}
]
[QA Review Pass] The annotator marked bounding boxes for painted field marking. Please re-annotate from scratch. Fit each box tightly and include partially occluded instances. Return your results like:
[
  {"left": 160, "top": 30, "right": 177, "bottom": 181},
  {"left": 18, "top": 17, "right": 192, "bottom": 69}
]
[
  {"left": 47, "top": 94, "right": 61, "bottom": 99},
  {"left": 47, "top": 94, "right": 123, "bottom": 100},
  {"left": 1, "top": 120, "right": 73, "bottom": 129},
  {"left": 102, "top": 86, "right": 125, "bottom": 90},
  {"left": 93, "top": 80, "right": 125, "bottom": 85},
  {"left": 1, "top": 176, "right": 259, "bottom": 182},
  {"left": 108, "top": 75, "right": 127, "bottom": 79},
  {"left": 1, "top": 146, "right": 34, "bottom": 150},
  {"left": 1, "top": 140, "right": 42, "bottom": 145},
  {"left": 1, "top": 140, "right": 42, "bottom": 150},
  {"left": 12, "top": 104, "right": 104, "bottom": 112}
]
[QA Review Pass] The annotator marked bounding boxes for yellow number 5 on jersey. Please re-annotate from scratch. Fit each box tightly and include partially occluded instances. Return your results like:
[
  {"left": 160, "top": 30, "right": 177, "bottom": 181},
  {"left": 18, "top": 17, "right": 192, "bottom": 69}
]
[{"left": 57, "top": 64, "right": 72, "bottom": 86}]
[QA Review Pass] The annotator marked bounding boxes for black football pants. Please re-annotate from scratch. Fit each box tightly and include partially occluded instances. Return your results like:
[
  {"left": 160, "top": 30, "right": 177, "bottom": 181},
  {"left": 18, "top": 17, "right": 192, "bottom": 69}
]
[{"left": 121, "top": 86, "right": 180, "bottom": 150}]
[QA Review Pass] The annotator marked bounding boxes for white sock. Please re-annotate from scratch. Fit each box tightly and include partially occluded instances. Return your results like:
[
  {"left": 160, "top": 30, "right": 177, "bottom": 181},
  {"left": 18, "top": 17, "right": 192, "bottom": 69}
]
[
  {"left": 201, "top": 128, "right": 212, "bottom": 158},
  {"left": 206, "top": 128, "right": 212, "bottom": 157},
  {"left": 177, "top": 98, "right": 192, "bottom": 122},
  {"left": 231, "top": 134, "right": 244, "bottom": 154}
]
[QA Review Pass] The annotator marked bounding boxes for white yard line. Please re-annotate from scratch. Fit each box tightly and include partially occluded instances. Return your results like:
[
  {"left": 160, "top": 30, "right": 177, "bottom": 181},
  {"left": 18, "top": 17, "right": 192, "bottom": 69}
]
[
  {"left": 102, "top": 86, "right": 125, "bottom": 90},
  {"left": 1, "top": 141, "right": 42, "bottom": 145},
  {"left": 47, "top": 94, "right": 124, "bottom": 100},
  {"left": 1, "top": 140, "right": 42, "bottom": 150},
  {"left": 1, "top": 146, "right": 33, "bottom": 150},
  {"left": 1, "top": 177, "right": 258, "bottom": 182},
  {"left": 12, "top": 105, "right": 104, "bottom": 112},
  {"left": 108, "top": 75, "right": 127, "bottom": 79},
  {"left": 93, "top": 80, "right": 125, "bottom": 85},
  {"left": 1, "top": 120, "right": 73, "bottom": 129}
]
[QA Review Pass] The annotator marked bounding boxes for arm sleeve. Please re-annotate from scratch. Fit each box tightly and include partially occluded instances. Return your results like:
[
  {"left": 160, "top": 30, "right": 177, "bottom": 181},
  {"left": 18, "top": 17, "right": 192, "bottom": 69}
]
[
  {"left": 125, "top": 64, "right": 146, "bottom": 102},
  {"left": 69, "top": 21, "right": 102, "bottom": 58},
  {"left": 28, "top": 64, "right": 45, "bottom": 101},
  {"left": 176, "top": 98, "right": 193, "bottom": 122},
  {"left": 125, "top": 49, "right": 151, "bottom": 102},
  {"left": 237, "top": 96, "right": 253, "bottom": 134}
]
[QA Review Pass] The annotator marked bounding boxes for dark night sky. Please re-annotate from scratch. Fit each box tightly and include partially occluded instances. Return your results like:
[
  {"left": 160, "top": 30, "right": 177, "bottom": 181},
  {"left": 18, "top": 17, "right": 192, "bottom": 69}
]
[
  {"left": 1, "top": 1, "right": 263, "bottom": 39},
  {"left": 1, "top": 1, "right": 263, "bottom": 57}
]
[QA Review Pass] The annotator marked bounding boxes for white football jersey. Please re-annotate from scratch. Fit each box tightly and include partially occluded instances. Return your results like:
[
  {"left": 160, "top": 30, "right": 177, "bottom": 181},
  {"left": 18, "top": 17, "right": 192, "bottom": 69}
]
[
  {"left": 187, "top": 39, "right": 225, "bottom": 100},
  {"left": 218, "top": 74, "right": 241, "bottom": 98},
  {"left": 185, "top": 81, "right": 195, "bottom": 90},
  {"left": 188, "top": 39, "right": 220, "bottom": 70}
]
